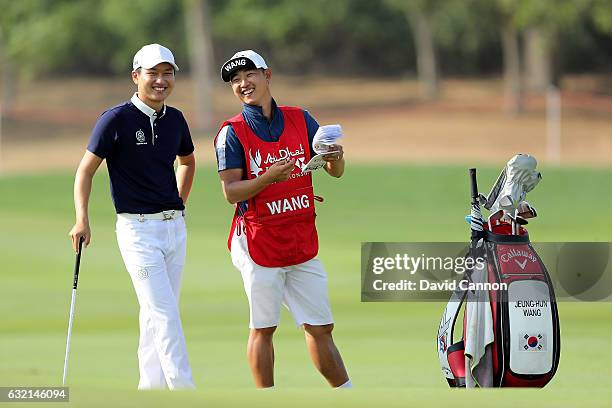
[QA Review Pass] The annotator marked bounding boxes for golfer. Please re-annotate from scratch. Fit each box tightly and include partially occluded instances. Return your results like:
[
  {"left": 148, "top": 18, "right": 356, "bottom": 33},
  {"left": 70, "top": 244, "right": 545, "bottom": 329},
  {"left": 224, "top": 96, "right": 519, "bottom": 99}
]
[
  {"left": 214, "top": 50, "right": 351, "bottom": 388},
  {"left": 68, "top": 44, "right": 196, "bottom": 390}
]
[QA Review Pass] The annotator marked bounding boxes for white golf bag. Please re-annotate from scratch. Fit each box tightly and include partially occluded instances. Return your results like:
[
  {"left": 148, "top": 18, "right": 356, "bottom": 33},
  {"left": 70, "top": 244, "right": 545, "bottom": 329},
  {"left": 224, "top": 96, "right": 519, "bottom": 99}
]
[{"left": 437, "top": 223, "right": 561, "bottom": 387}]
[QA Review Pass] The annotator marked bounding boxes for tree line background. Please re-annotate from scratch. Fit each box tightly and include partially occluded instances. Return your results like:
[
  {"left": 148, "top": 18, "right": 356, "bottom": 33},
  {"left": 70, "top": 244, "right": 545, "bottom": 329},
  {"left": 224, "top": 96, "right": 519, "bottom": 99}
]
[{"left": 2, "top": 0, "right": 612, "bottom": 128}]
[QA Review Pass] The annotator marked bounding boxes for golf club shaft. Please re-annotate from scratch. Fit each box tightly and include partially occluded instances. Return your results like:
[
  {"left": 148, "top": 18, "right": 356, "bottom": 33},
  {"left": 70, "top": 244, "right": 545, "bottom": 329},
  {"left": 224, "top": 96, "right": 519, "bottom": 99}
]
[
  {"left": 62, "top": 289, "right": 77, "bottom": 385},
  {"left": 514, "top": 209, "right": 519, "bottom": 235},
  {"left": 62, "top": 237, "right": 84, "bottom": 385}
]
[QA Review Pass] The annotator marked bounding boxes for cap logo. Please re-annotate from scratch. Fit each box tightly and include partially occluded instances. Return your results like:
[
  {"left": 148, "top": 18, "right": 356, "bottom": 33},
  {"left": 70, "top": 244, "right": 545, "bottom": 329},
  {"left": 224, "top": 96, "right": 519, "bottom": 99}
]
[{"left": 224, "top": 58, "right": 247, "bottom": 72}]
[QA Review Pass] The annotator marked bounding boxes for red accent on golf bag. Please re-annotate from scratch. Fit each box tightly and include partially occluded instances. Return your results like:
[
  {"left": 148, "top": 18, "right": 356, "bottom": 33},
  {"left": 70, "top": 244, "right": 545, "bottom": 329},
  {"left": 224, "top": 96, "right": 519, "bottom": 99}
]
[
  {"left": 438, "top": 222, "right": 561, "bottom": 388},
  {"left": 446, "top": 341, "right": 467, "bottom": 387}
]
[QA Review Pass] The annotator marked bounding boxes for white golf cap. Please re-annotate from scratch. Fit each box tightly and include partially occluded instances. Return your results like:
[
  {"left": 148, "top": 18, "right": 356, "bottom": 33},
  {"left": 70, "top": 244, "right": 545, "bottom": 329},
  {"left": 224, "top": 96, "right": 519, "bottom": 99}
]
[
  {"left": 221, "top": 50, "right": 267, "bottom": 82},
  {"left": 132, "top": 43, "right": 179, "bottom": 72}
]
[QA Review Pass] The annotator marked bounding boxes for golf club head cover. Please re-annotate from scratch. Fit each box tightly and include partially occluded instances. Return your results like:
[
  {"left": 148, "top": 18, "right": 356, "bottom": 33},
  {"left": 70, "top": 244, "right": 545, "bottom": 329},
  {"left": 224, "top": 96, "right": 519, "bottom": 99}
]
[{"left": 487, "top": 154, "right": 542, "bottom": 214}]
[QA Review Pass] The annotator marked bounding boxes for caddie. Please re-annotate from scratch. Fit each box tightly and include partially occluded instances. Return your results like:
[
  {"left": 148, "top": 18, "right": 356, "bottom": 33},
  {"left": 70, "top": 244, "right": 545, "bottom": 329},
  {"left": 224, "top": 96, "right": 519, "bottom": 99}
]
[
  {"left": 214, "top": 50, "right": 351, "bottom": 388},
  {"left": 68, "top": 44, "right": 196, "bottom": 390}
]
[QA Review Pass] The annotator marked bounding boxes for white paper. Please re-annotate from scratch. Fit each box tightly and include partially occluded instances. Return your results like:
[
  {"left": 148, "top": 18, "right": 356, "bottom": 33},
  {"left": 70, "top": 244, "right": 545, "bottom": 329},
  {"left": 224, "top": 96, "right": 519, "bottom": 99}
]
[
  {"left": 313, "top": 124, "right": 343, "bottom": 154},
  {"left": 302, "top": 154, "right": 328, "bottom": 173}
]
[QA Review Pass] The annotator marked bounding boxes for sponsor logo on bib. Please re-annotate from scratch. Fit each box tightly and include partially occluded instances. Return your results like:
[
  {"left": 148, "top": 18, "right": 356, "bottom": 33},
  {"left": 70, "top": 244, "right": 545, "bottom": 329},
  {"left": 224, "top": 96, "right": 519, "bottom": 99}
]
[
  {"left": 248, "top": 145, "right": 309, "bottom": 179},
  {"left": 249, "top": 150, "right": 263, "bottom": 178}
]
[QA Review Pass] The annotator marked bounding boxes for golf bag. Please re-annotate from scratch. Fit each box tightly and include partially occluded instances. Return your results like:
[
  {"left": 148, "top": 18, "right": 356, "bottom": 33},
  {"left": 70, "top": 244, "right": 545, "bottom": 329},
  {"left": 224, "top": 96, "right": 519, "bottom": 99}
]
[{"left": 437, "top": 222, "right": 561, "bottom": 387}]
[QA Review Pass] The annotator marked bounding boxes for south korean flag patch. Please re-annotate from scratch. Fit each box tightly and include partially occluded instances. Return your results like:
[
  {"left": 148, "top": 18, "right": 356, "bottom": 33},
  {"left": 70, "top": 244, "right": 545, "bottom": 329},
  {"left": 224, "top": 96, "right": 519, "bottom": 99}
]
[{"left": 520, "top": 333, "right": 546, "bottom": 351}]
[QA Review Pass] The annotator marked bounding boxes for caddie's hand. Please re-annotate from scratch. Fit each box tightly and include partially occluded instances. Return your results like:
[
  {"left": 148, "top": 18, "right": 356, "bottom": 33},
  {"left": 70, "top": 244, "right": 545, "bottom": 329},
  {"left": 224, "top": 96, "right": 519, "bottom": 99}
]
[
  {"left": 69, "top": 222, "right": 91, "bottom": 253},
  {"left": 265, "top": 159, "right": 296, "bottom": 183},
  {"left": 323, "top": 144, "right": 344, "bottom": 162}
]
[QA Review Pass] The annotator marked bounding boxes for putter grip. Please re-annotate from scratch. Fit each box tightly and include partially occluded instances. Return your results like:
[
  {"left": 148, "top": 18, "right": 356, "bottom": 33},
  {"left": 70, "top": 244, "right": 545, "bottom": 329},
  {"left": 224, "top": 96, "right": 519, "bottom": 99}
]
[
  {"left": 469, "top": 168, "right": 479, "bottom": 202},
  {"left": 73, "top": 237, "right": 84, "bottom": 289}
]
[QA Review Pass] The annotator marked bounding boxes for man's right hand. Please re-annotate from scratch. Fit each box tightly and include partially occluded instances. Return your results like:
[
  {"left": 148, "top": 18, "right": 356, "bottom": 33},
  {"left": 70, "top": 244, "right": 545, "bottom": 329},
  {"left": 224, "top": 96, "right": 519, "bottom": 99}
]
[
  {"left": 69, "top": 222, "right": 91, "bottom": 253},
  {"left": 263, "top": 159, "right": 296, "bottom": 184},
  {"left": 219, "top": 159, "right": 296, "bottom": 204}
]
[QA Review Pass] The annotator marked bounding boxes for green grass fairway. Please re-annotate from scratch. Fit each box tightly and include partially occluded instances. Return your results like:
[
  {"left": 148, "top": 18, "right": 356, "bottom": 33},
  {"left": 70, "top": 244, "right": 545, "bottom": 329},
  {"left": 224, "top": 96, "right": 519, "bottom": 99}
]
[{"left": 1, "top": 164, "right": 611, "bottom": 407}]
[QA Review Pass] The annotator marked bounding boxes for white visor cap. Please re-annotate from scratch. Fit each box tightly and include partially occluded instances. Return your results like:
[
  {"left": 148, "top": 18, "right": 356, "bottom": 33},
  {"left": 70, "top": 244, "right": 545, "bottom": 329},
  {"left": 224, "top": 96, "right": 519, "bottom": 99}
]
[{"left": 133, "top": 44, "right": 179, "bottom": 72}]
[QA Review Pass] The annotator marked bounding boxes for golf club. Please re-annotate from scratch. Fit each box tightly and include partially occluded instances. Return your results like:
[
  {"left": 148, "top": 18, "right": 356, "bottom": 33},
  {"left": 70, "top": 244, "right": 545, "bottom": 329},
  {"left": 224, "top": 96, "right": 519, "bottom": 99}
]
[
  {"left": 507, "top": 209, "right": 528, "bottom": 235},
  {"left": 515, "top": 215, "right": 528, "bottom": 234},
  {"left": 506, "top": 210, "right": 518, "bottom": 235},
  {"left": 487, "top": 209, "right": 504, "bottom": 231},
  {"left": 517, "top": 201, "right": 538, "bottom": 219},
  {"left": 62, "top": 236, "right": 84, "bottom": 386}
]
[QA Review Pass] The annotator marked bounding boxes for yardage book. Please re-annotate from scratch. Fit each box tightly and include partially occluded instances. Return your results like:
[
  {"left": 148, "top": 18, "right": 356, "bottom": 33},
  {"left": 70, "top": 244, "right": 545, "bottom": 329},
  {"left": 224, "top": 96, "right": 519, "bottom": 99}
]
[{"left": 303, "top": 151, "right": 339, "bottom": 172}]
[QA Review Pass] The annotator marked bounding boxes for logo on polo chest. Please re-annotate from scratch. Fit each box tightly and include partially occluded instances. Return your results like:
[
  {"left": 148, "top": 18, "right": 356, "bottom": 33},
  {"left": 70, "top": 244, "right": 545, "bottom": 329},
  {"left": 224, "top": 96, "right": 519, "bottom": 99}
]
[
  {"left": 224, "top": 59, "right": 246, "bottom": 72},
  {"left": 135, "top": 129, "right": 147, "bottom": 145}
]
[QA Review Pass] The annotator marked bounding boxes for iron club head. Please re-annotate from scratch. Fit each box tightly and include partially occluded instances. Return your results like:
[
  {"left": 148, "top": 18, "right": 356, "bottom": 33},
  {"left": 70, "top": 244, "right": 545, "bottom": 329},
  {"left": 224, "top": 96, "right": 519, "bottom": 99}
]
[
  {"left": 517, "top": 201, "right": 538, "bottom": 219},
  {"left": 488, "top": 209, "right": 504, "bottom": 231}
]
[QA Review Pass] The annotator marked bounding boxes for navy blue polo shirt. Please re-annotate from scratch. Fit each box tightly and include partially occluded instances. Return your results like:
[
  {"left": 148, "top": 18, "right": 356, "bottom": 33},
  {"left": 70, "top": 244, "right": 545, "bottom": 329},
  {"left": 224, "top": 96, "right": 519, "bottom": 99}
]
[
  {"left": 215, "top": 99, "right": 319, "bottom": 172},
  {"left": 87, "top": 93, "right": 194, "bottom": 214}
]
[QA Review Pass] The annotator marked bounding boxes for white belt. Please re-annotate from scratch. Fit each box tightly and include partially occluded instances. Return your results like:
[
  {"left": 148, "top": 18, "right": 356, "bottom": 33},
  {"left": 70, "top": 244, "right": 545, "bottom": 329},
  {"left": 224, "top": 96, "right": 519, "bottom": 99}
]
[{"left": 118, "top": 210, "right": 185, "bottom": 222}]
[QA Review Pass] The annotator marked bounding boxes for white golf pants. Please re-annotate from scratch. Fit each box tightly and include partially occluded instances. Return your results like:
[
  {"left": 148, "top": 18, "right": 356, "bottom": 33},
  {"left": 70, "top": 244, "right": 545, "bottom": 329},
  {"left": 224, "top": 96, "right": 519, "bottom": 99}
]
[{"left": 116, "top": 214, "right": 194, "bottom": 390}]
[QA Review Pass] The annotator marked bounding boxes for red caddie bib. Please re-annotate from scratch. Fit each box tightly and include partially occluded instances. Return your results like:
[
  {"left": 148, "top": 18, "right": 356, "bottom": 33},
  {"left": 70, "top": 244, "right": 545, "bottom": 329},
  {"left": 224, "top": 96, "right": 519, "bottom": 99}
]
[{"left": 216, "top": 106, "right": 319, "bottom": 267}]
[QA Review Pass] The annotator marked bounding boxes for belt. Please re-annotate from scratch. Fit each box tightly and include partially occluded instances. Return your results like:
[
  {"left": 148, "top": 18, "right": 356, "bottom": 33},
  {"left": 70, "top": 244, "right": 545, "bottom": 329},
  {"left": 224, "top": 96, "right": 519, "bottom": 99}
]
[{"left": 118, "top": 210, "right": 185, "bottom": 222}]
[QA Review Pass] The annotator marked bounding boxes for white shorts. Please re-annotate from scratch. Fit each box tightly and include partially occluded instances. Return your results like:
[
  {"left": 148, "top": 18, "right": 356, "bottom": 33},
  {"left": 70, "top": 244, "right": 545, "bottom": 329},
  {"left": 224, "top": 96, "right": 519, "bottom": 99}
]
[{"left": 230, "top": 230, "right": 334, "bottom": 329}]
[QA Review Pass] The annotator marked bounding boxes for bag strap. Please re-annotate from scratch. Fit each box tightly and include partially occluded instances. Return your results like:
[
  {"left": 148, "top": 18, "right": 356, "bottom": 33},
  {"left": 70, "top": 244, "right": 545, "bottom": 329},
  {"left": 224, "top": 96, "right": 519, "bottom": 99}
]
[{"left": 438, "top": 286, "right": 467, "bottom": 385}]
